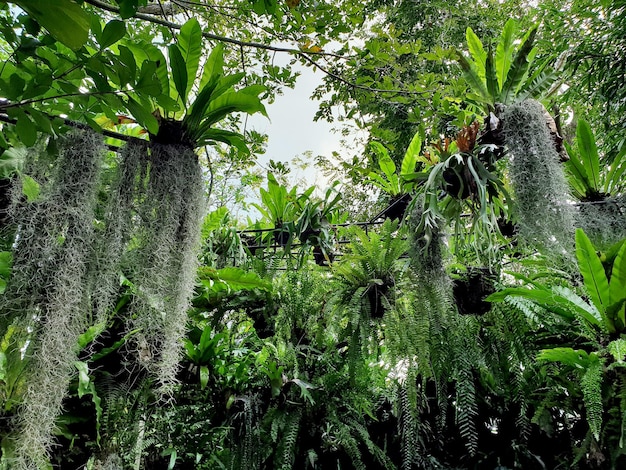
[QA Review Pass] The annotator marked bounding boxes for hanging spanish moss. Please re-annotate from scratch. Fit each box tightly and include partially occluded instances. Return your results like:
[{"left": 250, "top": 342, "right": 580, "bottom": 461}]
[
  {"left": 502, "top": 100, "right": 576, "bottom": 264},
  {"left": 574, "top": 197, "right": 626, "bottom": 250},
  {"left": 122, "top": 142, "right": 205, "bottom": 395},
  {"left": 3, "top": 131, "right": 106, "bottom": 469}
]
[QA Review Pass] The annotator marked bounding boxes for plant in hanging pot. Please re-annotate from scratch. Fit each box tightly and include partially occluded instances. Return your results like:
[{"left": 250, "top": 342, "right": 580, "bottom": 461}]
[
  {"left": 365, "top": 130, "right": 423, "bottom": 221},
  {"left": 451, "top": 266, "right": 497, "bottom": 316},
  {"left": 565, "top": 119, "right": 626, "bottom": 249},
  {"left": 296, "top": 181, "right": 342, "bottom": 266},
  {"left": 412, "top": 121, "right": 512, "bottom": 264},
  {"left": 251, "top": 172, "right": 312, "bottom": 248}
]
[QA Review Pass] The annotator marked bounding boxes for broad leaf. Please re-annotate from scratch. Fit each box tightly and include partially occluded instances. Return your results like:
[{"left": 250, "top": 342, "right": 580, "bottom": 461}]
[
  {"left": 465, "top": 27, "right": 486, "bottom": 80},
  {"left": 576, "top": 120, "right": 600, "bottom": 191},
  {"left": 576, "top": 229, "right": 612, "bottom": 330},
  {"left": 495, "top": 18, "right": 516, "bottom": 91},
  {"left": 177, "top": 18, "right": 203, "bottom": 98},
  {"left": 13, "top": 0, "right": 89, "bottom": 50},
  {"left": 538, "top": 347, "right": 591, "bottom": 368},
  {"left": 200, "top": 43, "right": 225, "bottom": 88},
  {"left": 401, "top": 130, "right": 422, "bottom": 176},
  {"left": 125, "top": 97, "right": 158, "bottom": 135},
  {"left": 168, "top": 44, "right": 188, "bottom": 105},
  {"left": 610, "top": 240, "right": 626, "bottom": 306},
  {"left": 99, "top": 20, "right": 126, "bottom": 49},
  {"left": 456, "top": 52, "right": 491, "bottom": 106},
  {"left": 499, "top": 25, "right": 538, "bottom": 104}
]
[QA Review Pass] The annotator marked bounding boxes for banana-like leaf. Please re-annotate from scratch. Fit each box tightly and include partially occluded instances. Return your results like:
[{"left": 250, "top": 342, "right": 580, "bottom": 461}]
[
  {"left": 495, "top": 18, "right": 516, "bottom": 91},
  {"left": 200, "top": 92, "right": 267, "bottom": 128},
  {"left": 177, "top": 18, "right": 203, "bottom": 99},
  {"left": 610, "top": 240, "right": 626, "bottom": 306},
  {"left": 576, "top": 229, "right": 613, "bottom": 331},
  {"left": 456, "top": 52, "right": 491, "bottom": 106},
  {"left": 401, "top": 130, "right": 422, "bottom": 176},
  {"left": 465, "top": 27, "right": 486, "bottom": 80},
  {"left": 605, "top": 147, "right": 626, "bottom": 194},
  {"left": 576, "top": 120, "right": 600, "bottom": 191},
  {"left": 485, "top": 46, "right": 499, "bottom": 100},
  {"left": 197, "top": 128, "right": 248, "bottom": 154},
  {"left": 565, "top": 141, "right": 592, "bottom": 198},
  {"left": 200, "top": 43, "right": 225, "bottom": 89},
  {"left": 168, "top": 44, "right": 188, "bottom": 106},
  {"left": 499, "top": 25, "right": 538, "bottom": 104}
]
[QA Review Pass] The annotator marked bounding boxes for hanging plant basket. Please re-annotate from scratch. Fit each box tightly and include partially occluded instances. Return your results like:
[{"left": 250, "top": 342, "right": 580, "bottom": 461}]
[
  {"left": 453, "top": 268, "right": 496, "bottom": 316},
  {"left": 380, "top": 193, "right": 412, "bottom": 221},
  {"left": 312, "top": 245, "right": 334, "bottom": 266},
  {"left": 273, "top": 222, "right": 292, "bottom": 246},
  {"left": 367, "top": 283, "right": 389, "bottom": 319}
]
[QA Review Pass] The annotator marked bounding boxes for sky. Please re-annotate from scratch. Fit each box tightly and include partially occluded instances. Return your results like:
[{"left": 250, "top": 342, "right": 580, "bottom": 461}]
[{"left": 246, "top": 62, "right": 354, "bottom": 190}]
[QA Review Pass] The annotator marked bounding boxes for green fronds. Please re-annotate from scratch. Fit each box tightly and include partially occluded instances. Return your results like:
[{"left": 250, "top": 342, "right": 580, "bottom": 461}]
[
  {"left": 278, "top": 407, "right": 301, "bottom": 470},
  {"left": 581, "top": 357, "right": 604, "bottom": 441},
  {"left": 455, "top": 357, "right": 478, "bottom": 456}
]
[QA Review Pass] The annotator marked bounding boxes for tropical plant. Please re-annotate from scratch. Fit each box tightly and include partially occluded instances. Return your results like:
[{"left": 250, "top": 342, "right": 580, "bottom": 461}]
[
  {"left": 566, "top": 119, "right": 626, "bottom": 248},
  {"left": 456, "top": 18, "right": 558, "bottom": 113},
  {"left": 489, "top": 229, "right": 626, "bottom": 466},
  {"left": 252, "top": 172, "right": 313, "bottom": 248}
]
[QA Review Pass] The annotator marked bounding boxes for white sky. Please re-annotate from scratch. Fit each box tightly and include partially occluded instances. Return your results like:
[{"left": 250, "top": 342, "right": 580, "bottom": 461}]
[{"left": 247, "top": 62, "right": 347, "bottom": 191}]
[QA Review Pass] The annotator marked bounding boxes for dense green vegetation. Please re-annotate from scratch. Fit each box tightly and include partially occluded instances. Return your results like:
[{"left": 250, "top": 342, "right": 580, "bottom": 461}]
[{"left": 0, "top": 0, "right": 625, "bottom": 469}]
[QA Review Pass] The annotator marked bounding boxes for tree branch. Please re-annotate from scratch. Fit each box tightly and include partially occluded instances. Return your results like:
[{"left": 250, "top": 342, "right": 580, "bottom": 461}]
[
  {"left": 83, "top": 0, "right": 348, "bottom": 59},
  {"left": 0, "top": 112, "right": 137, "bottom": 151}
]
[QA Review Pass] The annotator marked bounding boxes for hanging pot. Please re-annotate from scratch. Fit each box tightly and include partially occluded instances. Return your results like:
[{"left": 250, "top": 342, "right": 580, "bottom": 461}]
[{"left": 453, "top": 268, "right": 496, "bottom": 316}]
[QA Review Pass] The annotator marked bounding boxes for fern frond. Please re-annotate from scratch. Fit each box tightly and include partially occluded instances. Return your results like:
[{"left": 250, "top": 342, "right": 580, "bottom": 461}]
[{"left": 581, "top": 357, "right": 604, "bottom": 441}]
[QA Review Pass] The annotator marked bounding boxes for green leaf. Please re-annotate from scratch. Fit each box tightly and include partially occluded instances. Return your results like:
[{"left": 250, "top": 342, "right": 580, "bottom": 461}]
[
  {"left": 200, "top": 43, "right": 224, "bottom": 88},
  {"left": 135, "top": 60, "right": 161, "bottom": 96},
  {"left": 401, "top": 130, "right": 421, "bottom": 175},
  {"left": 0, "top": 146, "right": 27, "bottom": 177},
  {"left": 169, "top": 44, "right": 189, "bottom": 105},
  {"left": 74, "top": 361, "right": 90, "bottom": 398},
  {"left": 499, "top": 25, "right": 538, "bottom": 104},
  {"left": 538, "top": 347, "right": 591, "bottom": 368},
  {"left": 13, "top": 0, "right": 89, "bottom": 50},
  {"left": 197, "top": 128, "right": 248, "bottom": 154},
  {"left": 485, "top": 46, "right": 499, "bottom": 100},
  {"left": 15, "top": 111, "right": 37, "bottom": 147},
  {"left": 609, "top": 240, "right": 626, "bottom": 306},
  {"left": 200, "top": 91, "right": 267, "bottom": 128},
  {"left": 117, "top": 0, "right": 142, "bottom": 19},
  {"left": 576, "top": 120, "right": 600, "bottom": 191},
  {"left": 465, "top": 27, "right": 486, "bottom": 80},
  {"left": 77, "top": 322, "right": 106, "bottom": 350},
  {"left": 99, "top": 20, "right": 126, "bottom": 49},
  {"left": 199, "top": 365, "right": 209, "bottom": 390},
  {"left": 21, "top": 174, "right": 39, "bottom": 202},
  {"left": 576, "top": 229, "right": 612, "bottom": 329},
  {"left": 178, "top": 18, "right": 203, "bottom": 98},
  {"left": 198, "top": 266, "right": 272, "bottom": 292},
  {"left": 565, "top": 141, "right": 592, "bottom": 197},
  {"left": 456, "top": 51, "right": 491, "bottom": 107},
  {"left": 0, "top": 251, "right": 12, "bottom": 279},
  {"left": 126, "top": 97, "right": 158, "bottom": 135},
  {"left": 495, "top": 19, "right": 516, "bottom": 91}
]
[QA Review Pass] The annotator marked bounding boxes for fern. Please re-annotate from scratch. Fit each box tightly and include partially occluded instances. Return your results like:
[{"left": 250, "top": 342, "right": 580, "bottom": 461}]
[
  {"left": 581, "top": 357, "right": 604, "bottom": 441},
  {"left": 279, "top": 408, "right": 302, "bottom": 470}
]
